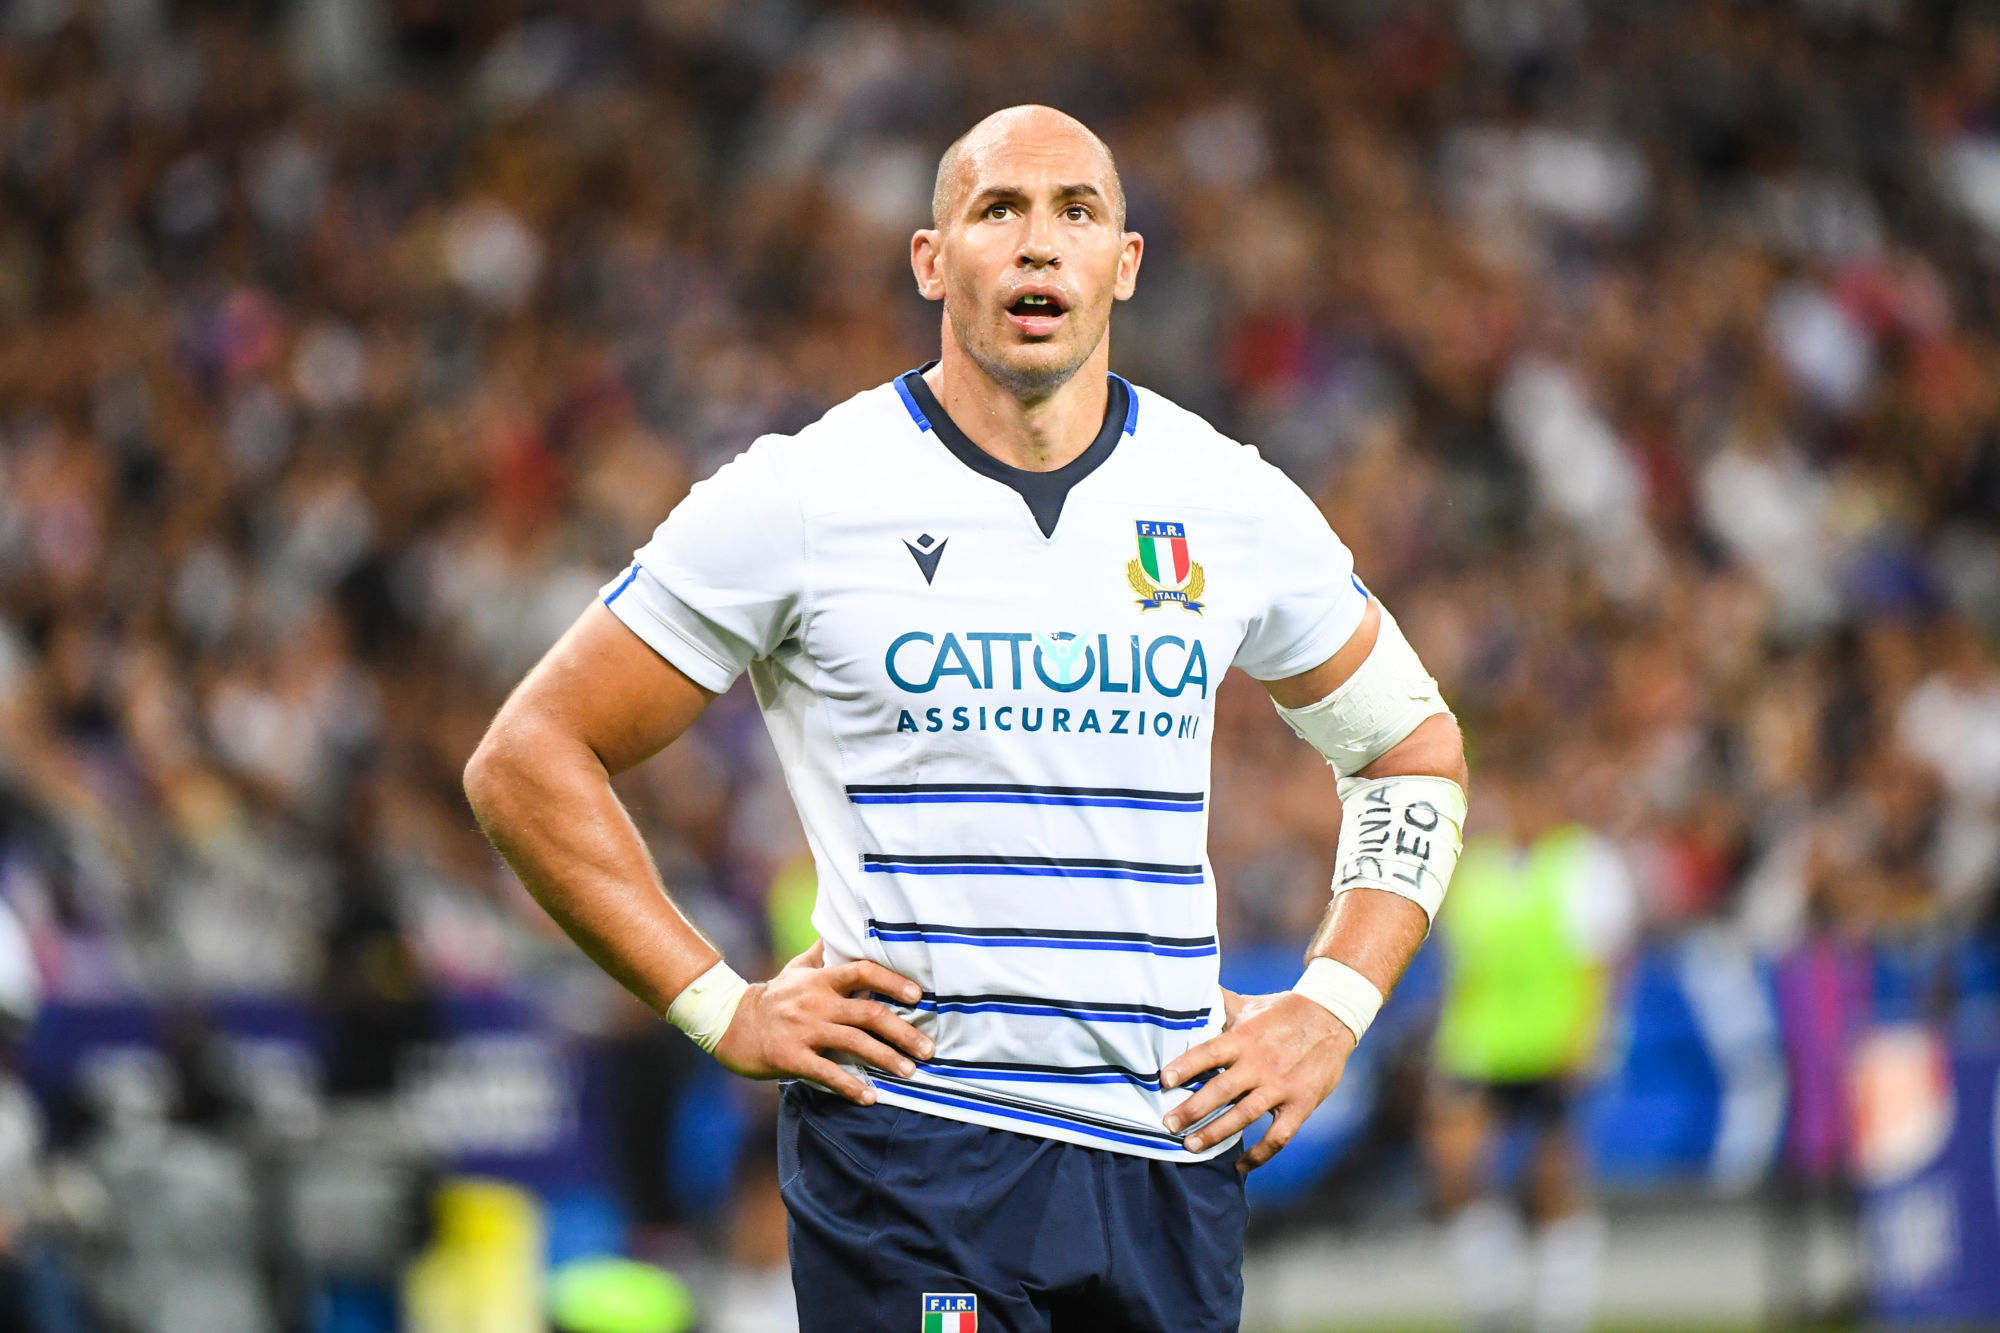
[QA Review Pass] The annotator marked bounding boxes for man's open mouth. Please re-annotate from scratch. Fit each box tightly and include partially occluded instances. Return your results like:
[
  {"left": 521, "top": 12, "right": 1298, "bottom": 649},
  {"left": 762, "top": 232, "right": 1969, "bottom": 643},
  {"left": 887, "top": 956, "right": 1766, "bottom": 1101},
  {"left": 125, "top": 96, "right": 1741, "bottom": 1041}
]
[{"left": 1008, "top": 292, "right": 1068, "bottom": 317}]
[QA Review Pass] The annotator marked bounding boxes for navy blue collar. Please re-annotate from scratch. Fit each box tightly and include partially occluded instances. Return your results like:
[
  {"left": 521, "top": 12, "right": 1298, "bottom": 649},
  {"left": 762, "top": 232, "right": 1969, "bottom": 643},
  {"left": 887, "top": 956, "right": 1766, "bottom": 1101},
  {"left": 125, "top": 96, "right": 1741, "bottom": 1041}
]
[{"left": 895, "top": 364, "right": 1137, "bottom": 538}]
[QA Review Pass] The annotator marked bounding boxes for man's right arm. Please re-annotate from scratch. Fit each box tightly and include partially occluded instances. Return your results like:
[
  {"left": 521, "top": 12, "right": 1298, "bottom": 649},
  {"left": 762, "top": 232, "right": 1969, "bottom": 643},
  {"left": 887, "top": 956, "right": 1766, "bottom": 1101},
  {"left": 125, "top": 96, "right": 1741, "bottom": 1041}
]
[{"left": 463, "top": 602, "right": 930, "bottom": 1103}]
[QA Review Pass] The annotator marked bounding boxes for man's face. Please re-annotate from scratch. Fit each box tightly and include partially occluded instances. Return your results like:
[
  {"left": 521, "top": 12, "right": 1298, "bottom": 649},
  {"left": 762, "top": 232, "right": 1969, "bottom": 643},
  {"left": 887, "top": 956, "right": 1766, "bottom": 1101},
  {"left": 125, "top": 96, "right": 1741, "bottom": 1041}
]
[{"left": 913, "top": 127, "right": 1142, "bottom": 399}]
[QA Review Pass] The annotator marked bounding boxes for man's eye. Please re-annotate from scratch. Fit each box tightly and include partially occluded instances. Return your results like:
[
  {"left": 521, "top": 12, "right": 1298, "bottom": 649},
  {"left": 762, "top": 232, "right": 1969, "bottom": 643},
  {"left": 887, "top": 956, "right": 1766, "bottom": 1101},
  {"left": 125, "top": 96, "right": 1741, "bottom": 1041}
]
[
  {"left": 1065, "top": 206, "right": 1090, "bottom": 221},
  {"left": 986, "top": 204, "right": 1013, "bottom": 220}
]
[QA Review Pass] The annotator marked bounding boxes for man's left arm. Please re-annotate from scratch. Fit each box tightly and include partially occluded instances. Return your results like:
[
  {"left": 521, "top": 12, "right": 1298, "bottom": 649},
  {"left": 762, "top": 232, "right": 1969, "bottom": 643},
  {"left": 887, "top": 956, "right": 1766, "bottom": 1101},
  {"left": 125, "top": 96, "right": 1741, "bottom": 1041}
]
[{"left": 1161, "top": 598, "right": 1469, "bottom": 1172}]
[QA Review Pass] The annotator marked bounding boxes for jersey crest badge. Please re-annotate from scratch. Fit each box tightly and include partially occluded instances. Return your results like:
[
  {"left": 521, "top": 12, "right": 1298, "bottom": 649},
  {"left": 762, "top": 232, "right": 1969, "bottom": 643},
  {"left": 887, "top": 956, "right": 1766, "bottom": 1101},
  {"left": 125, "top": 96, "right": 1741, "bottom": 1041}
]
[
  {"left": 923, "top": 1293, "right": 977, "bottom": 1331},
  {"left": 1128, "top": 520, "right": 1205, "bottom": 614}
]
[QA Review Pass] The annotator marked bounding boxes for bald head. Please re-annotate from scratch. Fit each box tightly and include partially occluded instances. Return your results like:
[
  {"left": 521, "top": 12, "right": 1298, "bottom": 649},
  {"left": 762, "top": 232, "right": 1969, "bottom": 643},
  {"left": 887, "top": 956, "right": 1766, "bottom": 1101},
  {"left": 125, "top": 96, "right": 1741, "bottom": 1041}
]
[{"left": 931, "top": 105, "right": 1126, "bottom": 231}]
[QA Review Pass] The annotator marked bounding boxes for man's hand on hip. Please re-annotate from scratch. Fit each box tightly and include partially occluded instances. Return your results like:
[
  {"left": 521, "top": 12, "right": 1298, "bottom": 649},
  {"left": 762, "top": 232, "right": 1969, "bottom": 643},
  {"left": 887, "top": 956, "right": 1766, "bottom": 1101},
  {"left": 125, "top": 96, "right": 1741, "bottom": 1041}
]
[
  {"left": 712, "top": 942, "right": 933, "bottom": 1106},
  {"left": 1159, "top": 987, "right": 1356, "bottom": 1174}
]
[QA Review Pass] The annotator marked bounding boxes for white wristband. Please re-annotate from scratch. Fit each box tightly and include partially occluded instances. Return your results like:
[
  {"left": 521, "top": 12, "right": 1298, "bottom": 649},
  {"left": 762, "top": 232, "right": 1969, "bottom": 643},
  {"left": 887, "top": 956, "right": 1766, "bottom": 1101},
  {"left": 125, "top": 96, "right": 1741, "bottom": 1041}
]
[
  {"left": 1292, "top": 957, "right": 1384, "bottom": 1044},
  {"left": 666, "top": 959, "right": 750, "bottom": 1054}
]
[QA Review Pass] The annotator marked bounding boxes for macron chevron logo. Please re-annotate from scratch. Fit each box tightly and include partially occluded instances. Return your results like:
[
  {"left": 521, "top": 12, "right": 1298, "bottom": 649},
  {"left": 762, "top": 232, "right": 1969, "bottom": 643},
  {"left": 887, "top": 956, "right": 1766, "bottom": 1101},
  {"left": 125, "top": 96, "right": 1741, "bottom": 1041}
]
[{"left": 905, "top": 533, "right": 947, "bottom": 584}]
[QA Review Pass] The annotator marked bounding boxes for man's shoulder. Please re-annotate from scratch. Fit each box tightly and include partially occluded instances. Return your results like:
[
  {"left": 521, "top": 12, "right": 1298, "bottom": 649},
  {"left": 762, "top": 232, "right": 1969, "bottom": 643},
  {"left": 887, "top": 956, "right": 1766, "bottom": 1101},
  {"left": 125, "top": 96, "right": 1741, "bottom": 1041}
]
[
  {"left": 751, "top": 378, "right": 909, "bottom": 463},
  {"left": 736, "top": 374, "right": 920, "bottom": 488},
  {"left": 1125, "top": 380, "right": 1302, "bottom": 504}
]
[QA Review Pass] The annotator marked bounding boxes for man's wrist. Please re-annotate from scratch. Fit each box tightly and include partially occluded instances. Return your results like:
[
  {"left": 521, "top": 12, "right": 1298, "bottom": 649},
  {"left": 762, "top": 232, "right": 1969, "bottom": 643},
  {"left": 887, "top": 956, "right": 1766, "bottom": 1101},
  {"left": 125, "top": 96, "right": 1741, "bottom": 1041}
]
[
  {"left": 666, "top": 958, "right": 751, "bottom": 1053},
  {"left": 1291, "top": 957, "right": 1384, "bottom": 1045}
]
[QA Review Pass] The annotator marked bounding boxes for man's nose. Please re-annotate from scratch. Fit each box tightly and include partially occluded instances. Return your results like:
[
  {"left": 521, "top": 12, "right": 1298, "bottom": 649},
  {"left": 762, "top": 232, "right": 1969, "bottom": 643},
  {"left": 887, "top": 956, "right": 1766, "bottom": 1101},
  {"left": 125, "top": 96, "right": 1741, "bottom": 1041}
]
[{"left": 1017, "top": 210, "right": 1060, "bottom": 267}]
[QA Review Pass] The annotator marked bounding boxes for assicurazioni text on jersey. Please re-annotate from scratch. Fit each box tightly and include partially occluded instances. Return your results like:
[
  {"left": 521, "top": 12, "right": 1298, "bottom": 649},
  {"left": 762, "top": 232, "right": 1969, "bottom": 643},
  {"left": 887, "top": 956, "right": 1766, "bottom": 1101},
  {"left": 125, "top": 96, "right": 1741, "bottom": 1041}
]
[{"left": 600, "top": 369, "right": 1368, "bottom": 1161}]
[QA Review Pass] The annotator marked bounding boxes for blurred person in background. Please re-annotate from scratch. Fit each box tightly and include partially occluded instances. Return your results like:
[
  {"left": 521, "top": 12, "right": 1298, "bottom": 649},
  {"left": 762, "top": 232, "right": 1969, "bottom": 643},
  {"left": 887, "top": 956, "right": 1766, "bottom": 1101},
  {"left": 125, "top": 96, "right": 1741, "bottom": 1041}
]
[
  {"left": 0, "top": 898, "right": 51, "bottom": 1332},
  {"left": 1425, "top": 745, "right": 1636, "bottom": 1333}
]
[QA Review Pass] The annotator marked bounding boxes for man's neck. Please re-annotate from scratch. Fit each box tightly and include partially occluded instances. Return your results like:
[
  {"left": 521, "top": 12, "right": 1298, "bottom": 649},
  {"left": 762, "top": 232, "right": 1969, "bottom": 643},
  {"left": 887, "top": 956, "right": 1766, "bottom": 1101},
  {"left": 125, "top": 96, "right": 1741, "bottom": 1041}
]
[{"left": 922, "top": 337, "right": 1111, "bottom": 473}]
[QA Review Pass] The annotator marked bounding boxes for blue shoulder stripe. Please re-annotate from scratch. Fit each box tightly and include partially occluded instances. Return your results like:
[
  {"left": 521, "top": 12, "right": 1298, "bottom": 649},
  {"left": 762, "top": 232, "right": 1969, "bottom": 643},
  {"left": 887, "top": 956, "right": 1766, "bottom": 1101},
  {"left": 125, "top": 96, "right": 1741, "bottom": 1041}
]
[
  {"left": 893, "top": 373, "right": 932, "bottom": 431},
  {"left": 1110, "top": 373, "right": 1139, "bottom": 434}
]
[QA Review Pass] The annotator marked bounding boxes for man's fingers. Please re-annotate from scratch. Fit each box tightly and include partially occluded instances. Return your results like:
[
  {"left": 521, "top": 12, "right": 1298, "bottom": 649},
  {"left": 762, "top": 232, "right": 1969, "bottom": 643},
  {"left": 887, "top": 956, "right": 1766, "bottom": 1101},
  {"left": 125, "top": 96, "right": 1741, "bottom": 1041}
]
[
  {"left": 797, "top": 1055, "right": 876, "bottom": 1106},
  {"left": 832, "top": 960, "right": 922, "bottom": 1003},
  {"left": 1185, "top": 1087, "right": 1279, "bottom": 1153},
  {"left": 820, "top": 1025, "right": 919, "bottom": 1079},
  {"left": 1162, "top": 1034, "right": 1238, "bottom": 1091},
  {"left": 1163, "top": 1064, "right": 1250, "bottom": 1135},
  {"left": 1240, "top": 1105, "right": 1308, "bottom": 1173},
  {"left": 837, "top": 999, "right": 934, "bottom": 1059}
]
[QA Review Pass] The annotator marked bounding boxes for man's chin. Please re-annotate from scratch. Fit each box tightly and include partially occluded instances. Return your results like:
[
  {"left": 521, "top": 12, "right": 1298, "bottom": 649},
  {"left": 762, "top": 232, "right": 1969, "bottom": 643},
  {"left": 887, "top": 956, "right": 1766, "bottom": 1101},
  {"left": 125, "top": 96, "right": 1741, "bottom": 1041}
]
[{"left": 966, "top": 339, "right": 1094, "bottom": 400}]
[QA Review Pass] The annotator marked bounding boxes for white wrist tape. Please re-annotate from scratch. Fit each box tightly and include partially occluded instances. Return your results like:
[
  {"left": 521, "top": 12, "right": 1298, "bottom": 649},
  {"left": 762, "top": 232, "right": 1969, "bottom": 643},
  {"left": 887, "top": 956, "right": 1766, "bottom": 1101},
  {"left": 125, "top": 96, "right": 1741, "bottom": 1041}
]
[
  {"left": 666, "top": 959, "right": 750, "bottom": 1054},
  {"left": 1273, "top": 604, "right": 1451, "bottom": 778},
  {"left": 1293, "top": 957, "right": 1385, "bottom": 1044},
  {"left": 1334, "top": 773, "right": 1467, "bottom": 926}
]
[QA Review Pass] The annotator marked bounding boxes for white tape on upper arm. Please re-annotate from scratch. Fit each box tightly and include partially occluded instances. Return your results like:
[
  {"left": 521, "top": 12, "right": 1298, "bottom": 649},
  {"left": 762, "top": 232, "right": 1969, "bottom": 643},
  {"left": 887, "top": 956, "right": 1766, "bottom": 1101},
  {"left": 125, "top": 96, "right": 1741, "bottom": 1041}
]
[{"left": 1272, "top": 605, "right": 1451, "bottom": 778}]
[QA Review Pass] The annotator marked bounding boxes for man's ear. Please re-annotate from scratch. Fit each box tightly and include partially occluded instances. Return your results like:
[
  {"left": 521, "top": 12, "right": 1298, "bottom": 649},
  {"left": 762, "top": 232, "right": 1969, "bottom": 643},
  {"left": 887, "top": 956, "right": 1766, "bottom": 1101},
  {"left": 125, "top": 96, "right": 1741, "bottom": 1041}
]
[
  {"left": 1113, "top": 231, "right": 1144, "bottom": 301},
  {"left": 911, "top": 229, "right": 946, "bottom": 302}
]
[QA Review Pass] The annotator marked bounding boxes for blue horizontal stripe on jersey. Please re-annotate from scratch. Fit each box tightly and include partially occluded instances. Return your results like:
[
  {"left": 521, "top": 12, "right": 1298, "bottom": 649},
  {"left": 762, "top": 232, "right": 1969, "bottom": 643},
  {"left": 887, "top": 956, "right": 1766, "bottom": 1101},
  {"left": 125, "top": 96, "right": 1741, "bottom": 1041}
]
[
  {"left": 861, "top": 853, "right": 1205, "bottom": 885},
  {"left": 920, "top": 1057, "right": 1167, "bottom": 1089},
  {"left": 879, "top": 990, "right": 1212, "bottom": 1030},
  {"left": 845, "top": 782, "right": 1203, "bottom": 812},
  {"left": 871, "top": 1074, "right": 1183, "bottom": 1150},
  {"left": 865, "top": 919, "right": 1218, "bottom": 958}
]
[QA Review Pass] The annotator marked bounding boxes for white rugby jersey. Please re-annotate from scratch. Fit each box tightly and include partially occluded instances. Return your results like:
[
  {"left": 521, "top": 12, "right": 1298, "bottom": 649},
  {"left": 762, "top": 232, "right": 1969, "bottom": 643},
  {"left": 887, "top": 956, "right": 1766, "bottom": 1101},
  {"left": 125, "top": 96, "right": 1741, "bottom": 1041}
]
[{"left": 602, "top": 368, "right": 1369, "bottom": 1161}]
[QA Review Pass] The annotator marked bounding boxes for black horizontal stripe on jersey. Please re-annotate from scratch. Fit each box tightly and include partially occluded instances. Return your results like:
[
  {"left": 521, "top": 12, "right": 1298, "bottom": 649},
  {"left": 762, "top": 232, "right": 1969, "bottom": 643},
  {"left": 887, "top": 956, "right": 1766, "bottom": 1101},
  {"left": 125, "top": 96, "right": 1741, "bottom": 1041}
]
[
  {"left": 899, "top": 991, "right": 1210, "bottom": 1021},
  {"left": 844, "top": 782, "right": 1204, "bottom": 812},
  {"left": 873, "top": 990, "right": 1212, "bottom": 1030},
  {"left": 864, "top": 918, "right": 1218, "bottom": 957},
  {"left": 860, "top": 853, "right": 1204, "bottom": 886},
  {"left": 917, "top": 1056, "right": 1169, "bottom": 1089}
]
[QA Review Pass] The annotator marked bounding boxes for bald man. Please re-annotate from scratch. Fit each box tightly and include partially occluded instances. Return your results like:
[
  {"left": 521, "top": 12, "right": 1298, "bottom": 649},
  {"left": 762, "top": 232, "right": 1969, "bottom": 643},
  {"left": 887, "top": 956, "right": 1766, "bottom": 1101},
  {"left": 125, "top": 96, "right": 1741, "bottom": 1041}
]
[{"left": 467, "top": 106, "right": 1467, "bottom": 1331}]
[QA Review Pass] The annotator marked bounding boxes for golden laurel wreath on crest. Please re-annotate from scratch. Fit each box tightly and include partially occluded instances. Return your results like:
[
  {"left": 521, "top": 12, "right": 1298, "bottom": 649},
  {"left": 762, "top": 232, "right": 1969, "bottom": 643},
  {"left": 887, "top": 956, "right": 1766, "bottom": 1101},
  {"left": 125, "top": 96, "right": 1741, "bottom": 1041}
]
[{"left": 1127, "top": 558, "right": 1205, "bottom": 612}]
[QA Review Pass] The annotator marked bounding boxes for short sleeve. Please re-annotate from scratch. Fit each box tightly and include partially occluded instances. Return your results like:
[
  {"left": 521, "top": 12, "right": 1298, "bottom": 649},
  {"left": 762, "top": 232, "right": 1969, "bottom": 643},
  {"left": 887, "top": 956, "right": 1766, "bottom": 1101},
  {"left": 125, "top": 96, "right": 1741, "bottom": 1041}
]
[
  {"left": 599, "top": 439, "right": 804, "bottom": 693},
  {"left": 1232, "top": 462, "right": 1371, "bottom": 680}
]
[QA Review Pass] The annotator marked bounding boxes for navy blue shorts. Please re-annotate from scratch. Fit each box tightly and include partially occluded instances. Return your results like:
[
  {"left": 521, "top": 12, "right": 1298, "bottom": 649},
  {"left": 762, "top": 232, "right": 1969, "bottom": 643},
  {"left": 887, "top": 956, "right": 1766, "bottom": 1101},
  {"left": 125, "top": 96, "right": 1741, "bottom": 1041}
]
[{"left": 778, "top": 1082, "right": 1248, "bottom": 1332}]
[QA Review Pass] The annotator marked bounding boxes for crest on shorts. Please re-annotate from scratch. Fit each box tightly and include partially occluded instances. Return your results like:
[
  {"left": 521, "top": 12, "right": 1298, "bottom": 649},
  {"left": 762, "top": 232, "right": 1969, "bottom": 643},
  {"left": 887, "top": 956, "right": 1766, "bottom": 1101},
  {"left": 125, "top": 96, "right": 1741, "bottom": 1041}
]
[
  {"left": 1128, "top": 520, "right": 1205, "bottom": 613},
  {"left": 922, "top": 1293, "right": 977, "bottom": 1332}
]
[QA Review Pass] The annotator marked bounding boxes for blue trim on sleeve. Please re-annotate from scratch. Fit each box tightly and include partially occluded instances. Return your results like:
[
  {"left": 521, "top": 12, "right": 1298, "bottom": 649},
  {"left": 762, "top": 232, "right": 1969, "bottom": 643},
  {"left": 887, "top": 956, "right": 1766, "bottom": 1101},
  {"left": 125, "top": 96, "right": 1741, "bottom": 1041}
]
[
  {"left": 1352, "top": 572, "right": 1370, "bottom": 599},
  {"left": 603, "top": 564, "right": 642, "bottom": 605}
]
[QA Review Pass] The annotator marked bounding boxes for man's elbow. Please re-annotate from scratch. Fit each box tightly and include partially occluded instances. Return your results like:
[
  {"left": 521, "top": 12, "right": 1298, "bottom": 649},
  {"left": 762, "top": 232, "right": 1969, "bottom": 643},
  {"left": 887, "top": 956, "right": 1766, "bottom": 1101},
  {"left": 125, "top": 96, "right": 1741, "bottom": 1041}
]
[
  {"left": 1361, "top": 711, "right": 1468, "bottom": 791},
  {"left": 464, "top": 720, "right": 526, "bottom": 828},
  {"left": 1432, "top": 716, "right": 1480, "bottom": 788},
  {"left": 1435, "top": 713, "right": 1470, "bottom": 793}
]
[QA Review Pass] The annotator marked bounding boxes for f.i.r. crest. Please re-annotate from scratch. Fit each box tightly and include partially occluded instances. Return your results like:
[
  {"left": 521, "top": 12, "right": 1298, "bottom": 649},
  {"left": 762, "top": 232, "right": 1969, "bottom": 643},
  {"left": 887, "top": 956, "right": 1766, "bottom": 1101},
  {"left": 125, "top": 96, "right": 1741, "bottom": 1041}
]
[{"left": 1127, "top": 520, "right": 1205, "bottom": 613}]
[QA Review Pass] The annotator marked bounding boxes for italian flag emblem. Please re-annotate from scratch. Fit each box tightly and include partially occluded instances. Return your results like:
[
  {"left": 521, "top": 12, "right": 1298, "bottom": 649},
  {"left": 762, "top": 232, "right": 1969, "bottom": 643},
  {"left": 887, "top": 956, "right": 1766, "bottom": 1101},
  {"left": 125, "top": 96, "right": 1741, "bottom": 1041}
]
[
  {"left": 1127, "top": 519, "right": 1206, "bottom": 614},
  {"left": 923, "top": 1293, "right": 977, "bottom": 1331},
  {"left": 1135, "top": 519, "right": 1191, "bottom": 588}
]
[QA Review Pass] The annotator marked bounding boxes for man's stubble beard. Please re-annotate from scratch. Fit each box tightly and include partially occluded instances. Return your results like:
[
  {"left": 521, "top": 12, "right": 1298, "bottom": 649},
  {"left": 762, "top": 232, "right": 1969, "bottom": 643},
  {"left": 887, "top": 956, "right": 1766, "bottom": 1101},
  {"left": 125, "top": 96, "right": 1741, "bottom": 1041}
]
[{"left": 946, "top": 297, "right": 1107, "bottom": 404}]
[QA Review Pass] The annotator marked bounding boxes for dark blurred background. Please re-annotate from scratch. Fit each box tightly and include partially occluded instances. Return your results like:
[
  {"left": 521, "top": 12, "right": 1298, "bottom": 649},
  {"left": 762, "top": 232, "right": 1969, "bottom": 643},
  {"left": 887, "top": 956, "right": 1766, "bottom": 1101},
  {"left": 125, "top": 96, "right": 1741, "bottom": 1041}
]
[{"left": 0, "top": 1, "right": 1997, "bottom": 1330}]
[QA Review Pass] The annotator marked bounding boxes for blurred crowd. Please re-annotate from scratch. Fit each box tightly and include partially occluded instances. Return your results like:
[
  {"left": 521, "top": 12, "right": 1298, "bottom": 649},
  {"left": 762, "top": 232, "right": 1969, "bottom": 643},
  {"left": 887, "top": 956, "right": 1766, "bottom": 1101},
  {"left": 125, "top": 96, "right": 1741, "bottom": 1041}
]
[{"left": 0, "top": 0, "right": 1998, "bottom": 1310}]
